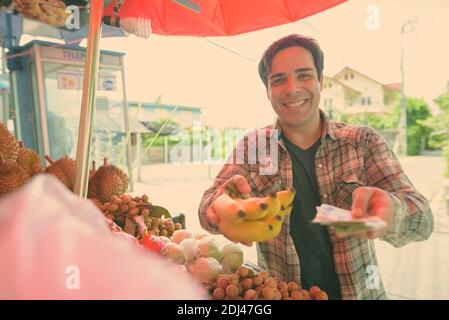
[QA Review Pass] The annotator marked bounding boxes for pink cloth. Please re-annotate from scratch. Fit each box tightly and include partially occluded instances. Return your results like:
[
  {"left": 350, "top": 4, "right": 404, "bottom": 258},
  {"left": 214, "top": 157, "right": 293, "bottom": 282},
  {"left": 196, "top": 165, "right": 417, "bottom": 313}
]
[{"left": 0, "top": 174, "right": 207, "bottom": 300}]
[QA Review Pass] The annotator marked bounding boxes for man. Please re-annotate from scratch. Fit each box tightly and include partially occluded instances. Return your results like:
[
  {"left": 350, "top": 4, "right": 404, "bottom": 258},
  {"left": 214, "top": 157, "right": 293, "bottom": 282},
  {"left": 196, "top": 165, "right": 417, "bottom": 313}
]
[{"left": 198, "top": 34, "right": 433, "bottom": 300}]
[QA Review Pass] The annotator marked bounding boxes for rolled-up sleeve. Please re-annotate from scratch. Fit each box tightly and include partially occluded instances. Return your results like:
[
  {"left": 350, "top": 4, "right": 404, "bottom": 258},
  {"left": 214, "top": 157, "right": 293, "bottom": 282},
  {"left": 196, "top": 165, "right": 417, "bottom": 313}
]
[{"left": 362, "top": 127, "right": 434, "bottom": 247}]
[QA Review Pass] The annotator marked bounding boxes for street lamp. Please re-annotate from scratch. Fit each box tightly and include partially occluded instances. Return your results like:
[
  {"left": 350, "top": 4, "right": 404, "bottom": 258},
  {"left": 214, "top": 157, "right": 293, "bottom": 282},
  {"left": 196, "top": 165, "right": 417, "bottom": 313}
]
[{"left": 399, "top": 17, "right": 417, "bottom": 156}]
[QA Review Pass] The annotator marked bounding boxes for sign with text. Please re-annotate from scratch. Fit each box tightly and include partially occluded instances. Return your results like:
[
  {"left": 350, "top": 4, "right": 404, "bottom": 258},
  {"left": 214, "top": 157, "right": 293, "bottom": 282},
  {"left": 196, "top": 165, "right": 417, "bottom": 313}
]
[{"left": 57, "top": 70, "right": 80, "bottom": 90}]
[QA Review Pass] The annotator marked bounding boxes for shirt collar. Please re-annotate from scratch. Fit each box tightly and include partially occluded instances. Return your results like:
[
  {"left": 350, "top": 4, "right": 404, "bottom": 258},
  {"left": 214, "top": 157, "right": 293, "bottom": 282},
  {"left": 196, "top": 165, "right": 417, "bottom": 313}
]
[{"left": 273, "top": 109, "right": 337, "bottom": 142}]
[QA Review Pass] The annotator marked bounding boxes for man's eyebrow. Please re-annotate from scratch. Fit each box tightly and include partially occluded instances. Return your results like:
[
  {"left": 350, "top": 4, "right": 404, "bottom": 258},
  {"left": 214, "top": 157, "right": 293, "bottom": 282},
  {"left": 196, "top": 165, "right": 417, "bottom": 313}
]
[{"left": 269, "top": 68, "right": 315, "bottom": 80}]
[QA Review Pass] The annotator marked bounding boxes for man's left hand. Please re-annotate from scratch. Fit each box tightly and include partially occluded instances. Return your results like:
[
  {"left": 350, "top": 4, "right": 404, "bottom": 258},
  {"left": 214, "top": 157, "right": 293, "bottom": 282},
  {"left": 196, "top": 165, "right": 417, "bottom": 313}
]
[{"left": 351, "top": 187, "right": 395, "bottom": 240}]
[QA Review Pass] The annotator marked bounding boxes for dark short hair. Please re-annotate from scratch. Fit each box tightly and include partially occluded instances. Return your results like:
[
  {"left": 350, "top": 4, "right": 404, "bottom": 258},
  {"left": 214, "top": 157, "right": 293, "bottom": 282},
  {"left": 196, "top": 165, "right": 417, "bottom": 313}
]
[{"left": 258, "top": 34, "right": 324, "bottom": 89}]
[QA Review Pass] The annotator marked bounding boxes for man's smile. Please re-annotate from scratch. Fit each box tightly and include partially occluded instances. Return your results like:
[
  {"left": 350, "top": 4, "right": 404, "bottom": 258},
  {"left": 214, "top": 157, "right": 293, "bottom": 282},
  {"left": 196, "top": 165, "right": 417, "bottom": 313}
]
[{"left": 282, "top": 98, "right": 309, "bottom": 108}]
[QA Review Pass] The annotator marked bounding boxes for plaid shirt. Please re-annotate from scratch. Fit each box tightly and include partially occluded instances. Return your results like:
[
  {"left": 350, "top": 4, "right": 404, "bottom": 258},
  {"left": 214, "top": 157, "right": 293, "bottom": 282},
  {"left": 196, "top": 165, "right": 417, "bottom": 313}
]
[{"left": 198, "top": 110, "right": 434, "bottom": 300}]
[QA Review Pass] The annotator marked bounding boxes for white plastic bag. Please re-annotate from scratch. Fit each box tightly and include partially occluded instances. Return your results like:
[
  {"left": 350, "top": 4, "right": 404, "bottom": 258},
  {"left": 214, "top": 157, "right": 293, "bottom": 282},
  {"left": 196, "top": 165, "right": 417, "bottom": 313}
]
[{"left": 0, "top": 174, "right": 207, "bottom": 300}]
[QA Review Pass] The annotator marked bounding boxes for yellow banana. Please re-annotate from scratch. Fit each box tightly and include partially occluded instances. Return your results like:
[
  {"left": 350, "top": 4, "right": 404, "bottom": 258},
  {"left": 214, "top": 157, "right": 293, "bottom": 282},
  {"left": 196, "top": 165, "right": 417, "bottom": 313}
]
[
  {"left": 233, "top": 196, "right": 269, "bottom": 221},
  {"left": 277, "top": 188, "right": 296, "bottom": 215},
  {"left": 218, "top": 207, "right": 287, "bottom": 243},
  {"left": 214, "top": 192, "right": 246, "bottom": 223},
  {"left": 260, "top": 193, "right": 281, "bottom": 220}
]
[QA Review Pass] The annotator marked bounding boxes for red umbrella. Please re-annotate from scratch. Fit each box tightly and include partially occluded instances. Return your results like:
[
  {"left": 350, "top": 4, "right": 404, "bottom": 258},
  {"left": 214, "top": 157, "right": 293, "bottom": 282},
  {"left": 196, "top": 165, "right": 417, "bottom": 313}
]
[
  {"left": 103, "top": 0, "right": 347, "bottom": 36},
  {"left": 75, "top": 0, "right": 348, "bottom": 197}
]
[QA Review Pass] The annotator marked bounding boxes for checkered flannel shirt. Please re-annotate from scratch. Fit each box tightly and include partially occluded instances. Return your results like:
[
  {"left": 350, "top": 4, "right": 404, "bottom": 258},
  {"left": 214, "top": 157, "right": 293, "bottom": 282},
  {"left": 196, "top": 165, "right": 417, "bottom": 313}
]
[{"left": 198, "top": 110, "right": 434, "bottom": 300}]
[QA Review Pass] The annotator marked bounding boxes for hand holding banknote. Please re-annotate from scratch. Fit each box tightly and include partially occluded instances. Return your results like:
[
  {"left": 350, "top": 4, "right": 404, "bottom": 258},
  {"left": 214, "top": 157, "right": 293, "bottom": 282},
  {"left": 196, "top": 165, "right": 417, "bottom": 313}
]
[
  {"left": 312, "top": 187, "right": 395, "bottom": 239},
  {"left": 351, "top": 187, "right": 395, "bottom": 239}
]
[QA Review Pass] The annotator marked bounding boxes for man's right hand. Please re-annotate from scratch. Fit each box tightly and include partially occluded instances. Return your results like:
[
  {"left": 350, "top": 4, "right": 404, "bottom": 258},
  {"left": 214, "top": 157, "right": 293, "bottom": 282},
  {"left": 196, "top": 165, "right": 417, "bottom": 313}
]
[{"left": 206, "top": 175, "right": 253, "bottom": 246}]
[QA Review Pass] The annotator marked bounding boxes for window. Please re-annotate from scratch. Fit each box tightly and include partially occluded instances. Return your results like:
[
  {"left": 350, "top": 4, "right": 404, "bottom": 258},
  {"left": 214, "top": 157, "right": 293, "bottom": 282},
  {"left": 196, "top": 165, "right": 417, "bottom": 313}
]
[
  {"left": 367, "top": 97, "right": 371, "bottom": 105},
  {"left": 361, "top": 97, "right": 365, "bottom": 105},
  {"left": 344, "top": 74, "right": 348, "bottom": 80},
  {"left": 350, "top": 73, "right": 354, "bottom": 79}
]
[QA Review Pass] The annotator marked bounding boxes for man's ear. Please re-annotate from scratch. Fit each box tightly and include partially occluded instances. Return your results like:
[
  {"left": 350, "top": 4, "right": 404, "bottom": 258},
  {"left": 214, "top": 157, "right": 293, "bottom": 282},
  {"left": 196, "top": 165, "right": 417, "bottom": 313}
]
[
  {"left": 319, "top": 74, "right": 324, "bottom": 91},
  {"left": 266, "top": 85, "right": 271, "bottom": 100}
]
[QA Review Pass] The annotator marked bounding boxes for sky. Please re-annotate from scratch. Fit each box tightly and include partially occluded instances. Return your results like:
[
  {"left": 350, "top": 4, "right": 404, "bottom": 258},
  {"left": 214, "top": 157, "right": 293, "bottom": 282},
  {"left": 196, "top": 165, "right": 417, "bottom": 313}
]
[{"left": 20, "top": 0, "right": 449, "bottom": 129}]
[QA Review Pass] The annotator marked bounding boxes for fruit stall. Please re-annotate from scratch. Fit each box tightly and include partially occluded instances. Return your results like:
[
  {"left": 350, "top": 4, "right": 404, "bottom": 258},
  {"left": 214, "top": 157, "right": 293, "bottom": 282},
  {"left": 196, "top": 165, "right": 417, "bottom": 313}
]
[
  {"left": 0, "top": 0, "right": 349, "bottom": 300},
  {"left": 0, "top": 121, "right": 329, "bottom": 300}
]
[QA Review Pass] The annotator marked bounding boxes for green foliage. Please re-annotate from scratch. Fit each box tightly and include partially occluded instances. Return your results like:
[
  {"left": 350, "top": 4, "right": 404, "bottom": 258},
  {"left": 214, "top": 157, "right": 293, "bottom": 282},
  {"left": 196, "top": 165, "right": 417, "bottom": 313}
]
[
  {"left": 407, "top": 125, "right": 423, "bottom": 156},
  {"left": 433, "top": 81, "right": 449, "bottom": 173},
  {"left": 404, "top": 97, "right": 432, "bottom": 127},
  {"left": 339, "top": 97, "right": 433, "bottom": 155},
  {"left": 141, "top": 118, "right": 181, "bottom": 147},
  {"left": 402, "top": 97, "right": 432, "bottom": 154},
  {"left": 154, "top": 118, "right": 180, "bottom": 128},
  {"left": 434, "top": 80, "right": 449, "bottom": 113},
  {"left": 141, "top": 133, "right": 172, "bottom": 147},
  {"left": 339, "top": 111, "right": 398, "bottom": 130},
  {"left": 426, "top": 129, "right": 448, "bottom": 150}
]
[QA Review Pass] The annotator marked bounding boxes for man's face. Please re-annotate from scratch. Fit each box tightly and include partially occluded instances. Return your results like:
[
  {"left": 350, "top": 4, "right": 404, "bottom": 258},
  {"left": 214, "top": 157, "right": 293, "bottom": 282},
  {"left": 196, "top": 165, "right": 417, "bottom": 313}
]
[{"left": 267, "top": 46, "right": 323, "bottom": 130}]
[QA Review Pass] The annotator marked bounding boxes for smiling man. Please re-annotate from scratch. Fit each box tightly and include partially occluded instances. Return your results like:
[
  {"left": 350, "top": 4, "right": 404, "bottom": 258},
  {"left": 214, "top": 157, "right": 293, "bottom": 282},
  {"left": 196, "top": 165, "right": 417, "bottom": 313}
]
[{"left": 198, "top": 34, "right": 434, "bottom": 300}]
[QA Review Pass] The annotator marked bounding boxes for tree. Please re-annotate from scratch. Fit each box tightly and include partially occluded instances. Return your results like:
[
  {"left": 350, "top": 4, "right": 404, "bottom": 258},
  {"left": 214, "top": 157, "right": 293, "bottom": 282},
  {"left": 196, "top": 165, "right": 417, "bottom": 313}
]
[
  {"left": 404, "top": 97, "right": 432, "bottom": 127},
  {"left": 338, "top": 97, "right": 432, "bottom": 155},
  {"left": 430, "top": 80, "right": 449, "bottom": 176},
  {"left": 339, "top": 111, "right": 399, "bottom": 130},
  {"left": 434, "top": 80, "right": 449, "bottom": 113},
  {"left": 402, "top": 97, "right": 432, "bottom": 155}
]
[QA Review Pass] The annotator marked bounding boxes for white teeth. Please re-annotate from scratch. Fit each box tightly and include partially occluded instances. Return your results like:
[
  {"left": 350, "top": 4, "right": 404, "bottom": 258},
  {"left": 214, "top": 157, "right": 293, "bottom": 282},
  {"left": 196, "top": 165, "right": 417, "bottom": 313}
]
[{"left": 284, "top": 99, "right": 307, "bottom": 108}]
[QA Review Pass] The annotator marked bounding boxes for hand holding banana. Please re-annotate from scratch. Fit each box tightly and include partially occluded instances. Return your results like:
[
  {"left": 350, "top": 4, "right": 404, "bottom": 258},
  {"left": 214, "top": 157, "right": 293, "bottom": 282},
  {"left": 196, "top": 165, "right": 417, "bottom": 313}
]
[{"left": 207, "top": 175, "right": 296, "bottom": 245}]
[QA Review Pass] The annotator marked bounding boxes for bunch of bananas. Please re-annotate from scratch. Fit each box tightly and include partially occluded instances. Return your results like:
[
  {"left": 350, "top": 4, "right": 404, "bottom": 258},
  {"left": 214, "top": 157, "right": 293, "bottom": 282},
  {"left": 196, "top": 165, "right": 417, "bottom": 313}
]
[{"left": 215, "top": 188, "right": 296, "bottom": 243}]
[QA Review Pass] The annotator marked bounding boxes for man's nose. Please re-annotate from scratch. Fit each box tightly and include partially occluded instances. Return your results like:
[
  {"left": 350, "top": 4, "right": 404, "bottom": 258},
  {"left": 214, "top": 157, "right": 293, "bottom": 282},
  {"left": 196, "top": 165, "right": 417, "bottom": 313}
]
[{"left": 285, "top": 76, "right": 300, "bottom": 94}]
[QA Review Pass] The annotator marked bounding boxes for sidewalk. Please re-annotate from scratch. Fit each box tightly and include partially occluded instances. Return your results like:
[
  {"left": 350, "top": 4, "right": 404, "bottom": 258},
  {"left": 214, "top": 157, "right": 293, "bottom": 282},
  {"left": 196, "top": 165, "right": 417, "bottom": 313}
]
[{"left": 375, "top": 185, "right": 449, "bottom": 300}]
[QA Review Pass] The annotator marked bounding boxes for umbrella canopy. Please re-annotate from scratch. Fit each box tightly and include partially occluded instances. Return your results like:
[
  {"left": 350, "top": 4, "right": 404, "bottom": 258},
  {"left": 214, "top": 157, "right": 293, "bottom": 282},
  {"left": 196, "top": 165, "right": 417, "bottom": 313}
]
[
  {"left": 3, "top": 0, "right": 349, "bottom": 197},
  {"left": 104, "top": 0, "right": 347, "bottom": 36}
]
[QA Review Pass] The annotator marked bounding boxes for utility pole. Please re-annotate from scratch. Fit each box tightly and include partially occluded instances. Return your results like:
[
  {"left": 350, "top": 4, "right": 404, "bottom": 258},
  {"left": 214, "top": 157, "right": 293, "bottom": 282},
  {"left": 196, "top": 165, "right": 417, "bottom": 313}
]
[{"left": 399, "top": 17, "right": 417, "bottom": 156}]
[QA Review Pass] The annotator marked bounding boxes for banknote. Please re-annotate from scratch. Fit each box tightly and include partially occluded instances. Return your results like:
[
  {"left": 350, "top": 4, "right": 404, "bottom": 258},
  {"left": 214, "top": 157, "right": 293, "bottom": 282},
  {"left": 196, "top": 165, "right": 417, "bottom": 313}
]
[{"left": 311, "top": 204, "right": 387, "bottom": 237}]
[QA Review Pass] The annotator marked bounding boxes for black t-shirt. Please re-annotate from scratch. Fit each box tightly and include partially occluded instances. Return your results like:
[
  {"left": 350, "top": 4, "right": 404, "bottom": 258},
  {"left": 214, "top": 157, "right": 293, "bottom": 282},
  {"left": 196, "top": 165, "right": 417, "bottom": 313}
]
[{"left": 281, "top": 133, "right": 341, "bottom": 300}]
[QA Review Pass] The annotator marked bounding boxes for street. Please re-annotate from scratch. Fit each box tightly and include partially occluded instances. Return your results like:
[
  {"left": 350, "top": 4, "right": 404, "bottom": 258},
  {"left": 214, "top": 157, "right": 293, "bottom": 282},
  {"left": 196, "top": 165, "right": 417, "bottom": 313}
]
[{"left": 133, "top": 153, "right": 449, "bottom": 299}]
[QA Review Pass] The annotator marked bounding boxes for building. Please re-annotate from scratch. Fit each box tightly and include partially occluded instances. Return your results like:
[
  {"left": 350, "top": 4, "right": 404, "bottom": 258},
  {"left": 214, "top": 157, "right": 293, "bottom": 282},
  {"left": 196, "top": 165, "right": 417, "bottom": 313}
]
[
  {"left": 126, "top": 101, "right": 202, "bottom": 129},
  {"left": 321, "top": 67, "right": 400, "bottom": 116}
]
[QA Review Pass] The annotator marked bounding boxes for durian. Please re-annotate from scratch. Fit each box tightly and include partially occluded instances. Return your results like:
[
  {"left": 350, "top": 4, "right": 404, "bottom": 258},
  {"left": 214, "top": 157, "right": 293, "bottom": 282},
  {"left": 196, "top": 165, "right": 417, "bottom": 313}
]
[
  {"left": 87, "top": 160, "right": 98, "bottom": 199},
  {"left": 0, "top": 122, "right": 20, "bottom": 163},
  {"left": 91, "top": 157, "right": 128, "bottom": 203},
  {"left": 17, "top": 142, "right": 43, "bottom": 179},
  {"left": 44, "top": 155, "right": 77, "bottom": 191},
  {"left": 0, "top": 158, "right": 29, "bottom": 197}
]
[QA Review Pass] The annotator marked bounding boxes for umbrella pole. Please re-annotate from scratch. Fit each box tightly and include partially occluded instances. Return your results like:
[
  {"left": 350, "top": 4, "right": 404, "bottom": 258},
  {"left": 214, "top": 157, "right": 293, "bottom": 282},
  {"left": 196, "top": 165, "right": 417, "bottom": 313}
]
[
  {"left": 74, "top": 0, "right": 104, "bottom": 197},
  {"left": 1, "top": 47, "right": 8, "bottom": 125},
  {"left": 120, "top": 56, "right": 134, "bottom": 192}
]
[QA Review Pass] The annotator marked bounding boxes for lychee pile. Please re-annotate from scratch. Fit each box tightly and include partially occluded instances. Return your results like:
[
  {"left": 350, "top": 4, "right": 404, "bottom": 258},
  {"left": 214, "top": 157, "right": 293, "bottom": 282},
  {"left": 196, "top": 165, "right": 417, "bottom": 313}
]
[
  {"left": 96, "top": 193, "right": 182, "bottom": 238},
  {"left": 209, "top": 266, "right": 329, "bottom": 300}
]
